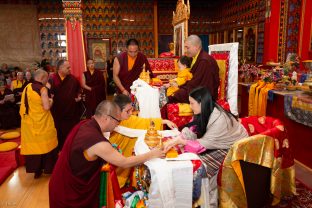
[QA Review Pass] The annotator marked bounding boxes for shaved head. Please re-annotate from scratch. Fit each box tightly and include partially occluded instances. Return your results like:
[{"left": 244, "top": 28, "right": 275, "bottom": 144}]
[
  {"left": 184, "top": 35, "right": 202, "bottom": 58},
  {"left": 185, "top": 35, "right": 202, "bottom": 49},
  {"left": 95, "top": 100, "right": 120, "bottom": 118}
]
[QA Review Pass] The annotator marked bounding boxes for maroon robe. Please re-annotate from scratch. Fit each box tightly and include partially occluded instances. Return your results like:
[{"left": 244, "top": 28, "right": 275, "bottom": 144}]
[
  {"left": 0, "top": 88, "right": 20, "bottom": 129},
  {"left": 117, "top": 51, "right": 154, "bottom": 93},
  {"left": 83, "top": 69, "right": 106, "bottom": 118},
  {"left": 49, "top": 118, "right": 108, "bottom": 208},
  {"left": 168, "top": 50, "right": 220, "bottom": 103},
  {"left": 50, "top": 73, "right": 81, "bottom": 150}
]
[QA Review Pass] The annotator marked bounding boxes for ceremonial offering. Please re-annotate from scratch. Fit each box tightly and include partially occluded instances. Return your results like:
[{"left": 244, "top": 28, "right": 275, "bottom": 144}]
[
  {"left": 144, "top": 121, "right": 162, "bottom": 148},
  {"left": 139, "top": 64, "right": 150, "bottom": 84}
]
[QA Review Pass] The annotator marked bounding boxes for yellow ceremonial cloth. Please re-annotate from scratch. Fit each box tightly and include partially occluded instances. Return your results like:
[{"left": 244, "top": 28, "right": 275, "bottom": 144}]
[
  {"left": 258, "top": 83, "right": 275, "bottom": 116},
  {"left": 11, "top": 80, "right": 24, "bottom": 90},
  {"left": 248, "top": 82, "right": 259, "bottom": 116},
  {"left": 127, "top": 55, "right": 136, "bottom": 71},
  {"left": 166, "top": 68, "right": 192, "bottom": 97},
  {"left": 219, "top": 134, "right": 296, "bottom": 207},
  {"left": 191, "top": 51, "right": 200, "bottom": 69},
  {"left": 252, "top": 81, "right": 266, "bottom": 116},
  {"left": 109, "top": 115, "right": 162, "bottom": 188},
  {"left": 19, "top": 84, "right": 58, "bottom": 155}
]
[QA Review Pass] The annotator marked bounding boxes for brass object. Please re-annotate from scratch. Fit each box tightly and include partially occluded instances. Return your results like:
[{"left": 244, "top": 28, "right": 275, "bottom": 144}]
[
  {"left": 144, "top": 121, "right": 162, "bottom": 148},
  {"left": 139, "top": 64, "right": 151, "bottom": 84}
]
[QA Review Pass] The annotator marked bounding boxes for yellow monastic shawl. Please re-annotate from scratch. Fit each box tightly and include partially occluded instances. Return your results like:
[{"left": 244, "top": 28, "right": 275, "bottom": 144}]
[
  {"left": 253, "top": 81, "right": 266, "bottom": 116},
  {"left": 258, "top": 83, "right": 275, "bottom": 116},
  {"left": 19, "top": 84, "right": 58, "bottom": 155},
  {"left": 109, "top": 115, "right": 162, "bottom": 188},
  {"left": 248, "top": 82, "right": 259, "bottom": 116},
  {"left": 11, "top": 79, "right": 25, "bottom": 90}
]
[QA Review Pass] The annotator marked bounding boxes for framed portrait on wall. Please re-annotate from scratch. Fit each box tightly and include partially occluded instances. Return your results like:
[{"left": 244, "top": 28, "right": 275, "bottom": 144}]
[
  {"left": 174, "top": 22, "right": 184, "bottom": 57},
  {"left": 87, "top": 38, "right": 111, "bottom": 70}
]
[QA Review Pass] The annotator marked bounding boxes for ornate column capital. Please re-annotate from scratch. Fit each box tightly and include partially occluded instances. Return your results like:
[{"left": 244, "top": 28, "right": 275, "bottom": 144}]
[{"left": 62, "top": 0, "right": 82, "bottom": 29}]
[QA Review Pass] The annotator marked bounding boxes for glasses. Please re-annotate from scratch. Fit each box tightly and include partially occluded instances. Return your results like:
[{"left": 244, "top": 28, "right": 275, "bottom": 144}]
[{"left": 107, "top": 114, "right": 121, "bottom": 123}]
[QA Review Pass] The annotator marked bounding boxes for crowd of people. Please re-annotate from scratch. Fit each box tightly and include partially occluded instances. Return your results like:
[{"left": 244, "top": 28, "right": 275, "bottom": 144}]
[{"left": 1, "top": 35, "right": 250, "bottom": 207}]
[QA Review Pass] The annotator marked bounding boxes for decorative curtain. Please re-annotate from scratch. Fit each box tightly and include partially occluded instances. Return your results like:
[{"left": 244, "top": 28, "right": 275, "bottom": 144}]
[{"left": 63, "top": 1, "right": 86, "bottom": 82}]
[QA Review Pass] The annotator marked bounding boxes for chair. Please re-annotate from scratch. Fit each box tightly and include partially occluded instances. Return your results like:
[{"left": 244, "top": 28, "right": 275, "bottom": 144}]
[
  {"left": 218, "top": 116, "right": 296, "bottom": 208},
  {"left": 166, "top": 43, "right": 239, "bottom": 127}
]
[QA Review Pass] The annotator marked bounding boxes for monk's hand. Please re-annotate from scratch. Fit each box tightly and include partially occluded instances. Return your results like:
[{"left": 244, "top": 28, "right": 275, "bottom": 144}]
[
  {"left": 122, "top": 90, "right": 130, "bottom": 96},
  {"left": 163, "top": 83, "right": 170, "bottom": 88},
  {"left": 150, "top": 147, "right": 166, "bottom": 159},
  {"left": 163, "top": 137, "right": 179, "bottom": 152},
  {"left": 162, "top": 119, "right": 177, "bottom": 129}
]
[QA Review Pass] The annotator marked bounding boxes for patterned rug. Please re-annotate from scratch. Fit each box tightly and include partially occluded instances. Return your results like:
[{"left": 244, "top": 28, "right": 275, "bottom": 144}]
[{"left": 268, "top": 179, "right": 312, "bottom": 208}]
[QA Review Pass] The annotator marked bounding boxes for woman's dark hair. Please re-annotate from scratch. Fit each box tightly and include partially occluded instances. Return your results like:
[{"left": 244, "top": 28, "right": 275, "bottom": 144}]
[
  {"left": 126, "top": 38, "right": 139, "bottom": 48},
  {"left": 113, "top": 94, "right": 132, "bottom": 111},
  {"left": 185, "top": 87, "right": 236, "bottom": 137},
  {"left": 178, "top": 56, "right": 192, "bottom": 68}
]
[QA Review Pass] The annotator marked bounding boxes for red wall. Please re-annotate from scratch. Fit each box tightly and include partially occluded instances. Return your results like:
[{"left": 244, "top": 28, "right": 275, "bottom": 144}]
[{"left": 299, "top": 0, "right": 312, "bottom": 60}]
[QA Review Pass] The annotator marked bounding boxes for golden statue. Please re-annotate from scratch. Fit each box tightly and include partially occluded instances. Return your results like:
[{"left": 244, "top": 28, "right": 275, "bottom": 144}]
[{"left": 139, "top": 64, "right": 151, "bottom": 84}]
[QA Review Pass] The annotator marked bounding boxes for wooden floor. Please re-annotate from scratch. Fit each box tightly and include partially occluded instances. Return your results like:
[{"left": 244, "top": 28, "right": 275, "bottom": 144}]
[
  {"left": 0, "top": 167, "right": 50, "bottom": 208},
  {"left": 0, "top": 162, "right": 312, "bottom": 207}
]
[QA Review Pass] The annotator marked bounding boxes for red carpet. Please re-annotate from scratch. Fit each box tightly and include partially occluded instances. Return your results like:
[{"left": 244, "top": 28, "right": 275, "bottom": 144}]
[
  {"left": 0, "top": 137, "right": 20, "bottom": 185},
  {"left": 268, "top": 179, "right": 312, "bottom": 208}
]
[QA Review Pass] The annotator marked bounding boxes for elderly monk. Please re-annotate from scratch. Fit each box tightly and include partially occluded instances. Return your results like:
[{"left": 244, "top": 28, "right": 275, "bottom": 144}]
[
  {"left": 49, "top": 60, "right": 82, "bottom": 150},
  {"left": 113, "top": 38, "right": 153, "bottom": 96},
  {"left": 81, "top": 59, "right": 106, "bottom": 118},
  {"left": 20, "top": 69, "right": 58, "bottom": 178},
  {"left": 49, "top": 100, "right": 166, "bottom": 208},
  {"left": 168, "top": 35, "right": 220, "bottom": 103}
]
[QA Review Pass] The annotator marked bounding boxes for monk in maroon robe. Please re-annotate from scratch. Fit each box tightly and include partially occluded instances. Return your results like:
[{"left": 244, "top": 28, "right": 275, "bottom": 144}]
[
  {"left": 49, "top": 100, "right": 165, "bottom": 208},
  {"left": 49, "top": 60, "right": 82, "bottom": 150},
  {"left": 82, "top": 59, "right": 106, "bottom": 118},
  {"left": 168, "top": 35, "right": 219, "bottom": 103},
  {"left": 113, "top": 38, "right": 153, "bottom": 96}
]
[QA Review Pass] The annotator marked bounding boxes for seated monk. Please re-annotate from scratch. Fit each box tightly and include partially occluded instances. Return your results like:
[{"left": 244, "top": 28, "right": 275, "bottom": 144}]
[{"left": 110, "top": 94, "right": 177, "bottom": 188}]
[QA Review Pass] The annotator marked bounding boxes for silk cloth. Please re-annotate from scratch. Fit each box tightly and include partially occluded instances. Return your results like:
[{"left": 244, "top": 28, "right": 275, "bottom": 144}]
[
  {"left": 66, "top": 20, "right": 86, "bottom": 82},
  {"left": 116, "top": 126, "right": 195, "bottom": 208},
  {"left": 130, "top": 79, "right": 161, "bottom": 118},
  {"left": 284, "top": 94, "right": 312, "bottom": 127},
  {"left": 219, "top": 116, "right": 296, "bottom": 207}
]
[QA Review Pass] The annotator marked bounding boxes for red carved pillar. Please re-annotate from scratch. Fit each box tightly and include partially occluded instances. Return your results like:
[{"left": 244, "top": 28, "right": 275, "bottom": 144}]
[{"left": 62, "top": 0, "right": 86, "bottom": 82}]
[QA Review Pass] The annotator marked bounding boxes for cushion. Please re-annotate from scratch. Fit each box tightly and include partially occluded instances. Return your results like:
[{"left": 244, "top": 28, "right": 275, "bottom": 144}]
[
  {"left": 0, "top": 142, "right": 19, "bottom": 152},
  {"left": 0, "top": 131, "right": 20, "bottom": 140}
]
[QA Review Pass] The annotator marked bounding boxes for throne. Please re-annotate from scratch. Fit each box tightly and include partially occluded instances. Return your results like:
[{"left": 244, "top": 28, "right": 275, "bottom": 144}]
[
  {"left": 218, "top": 116, "right": 296, "bottom": 207},
  {"left": 167, "top": 43, "right": 239, "bottom": 127}
]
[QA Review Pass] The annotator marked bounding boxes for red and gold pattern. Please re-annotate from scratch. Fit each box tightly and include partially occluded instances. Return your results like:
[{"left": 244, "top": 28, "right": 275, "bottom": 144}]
[
  {"left": 148, "top": 58, "right": 178, "bottom": 83},
  {"left": 219, "top": 116, "right": 296, "bottom": 207}
]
